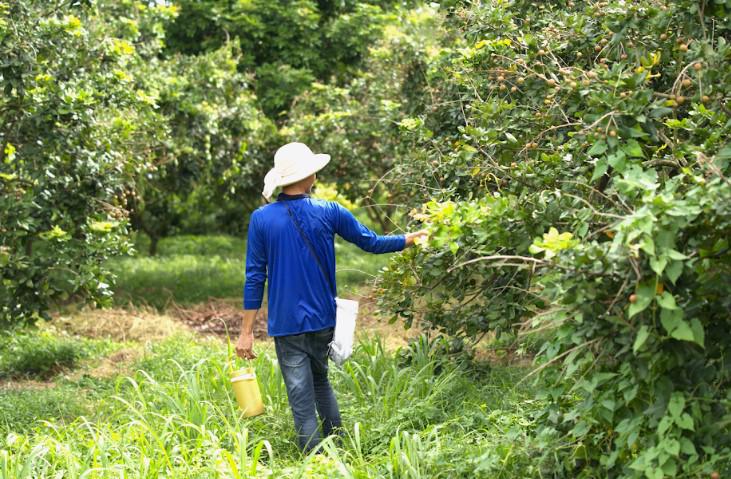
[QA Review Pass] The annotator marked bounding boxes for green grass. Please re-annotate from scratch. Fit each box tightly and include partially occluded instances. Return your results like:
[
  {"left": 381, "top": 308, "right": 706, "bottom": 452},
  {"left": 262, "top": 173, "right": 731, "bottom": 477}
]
[
  {"left": 0, "top": 385, "right": 92, "bottom": 433},
  {"left": 0, "top": 331, "right": 547, "bottom": 478},
  {"left": 0, "top": 329, "right": 115, "bottom": 380},
  {"left": 109, "top": 234, "right": 390, "bottom": 309}
]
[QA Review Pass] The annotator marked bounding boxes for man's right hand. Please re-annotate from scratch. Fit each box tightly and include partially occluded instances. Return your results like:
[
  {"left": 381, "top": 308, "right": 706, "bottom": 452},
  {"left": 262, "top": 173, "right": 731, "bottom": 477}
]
[{"left": 236, "top": 331, "right": 257, "bottom": 360}]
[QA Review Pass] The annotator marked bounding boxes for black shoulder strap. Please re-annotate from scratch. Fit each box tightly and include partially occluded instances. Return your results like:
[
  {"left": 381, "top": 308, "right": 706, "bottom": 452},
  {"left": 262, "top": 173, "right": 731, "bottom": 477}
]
[{"left": 284, "top": 202, "right": 336, "bottom": 296}]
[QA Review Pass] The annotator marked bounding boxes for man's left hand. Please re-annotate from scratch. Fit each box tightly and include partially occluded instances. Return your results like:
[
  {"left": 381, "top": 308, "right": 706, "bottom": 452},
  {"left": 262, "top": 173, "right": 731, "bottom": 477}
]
[{"left": 405, "top": 229, "right": 428, "bottom": 247}]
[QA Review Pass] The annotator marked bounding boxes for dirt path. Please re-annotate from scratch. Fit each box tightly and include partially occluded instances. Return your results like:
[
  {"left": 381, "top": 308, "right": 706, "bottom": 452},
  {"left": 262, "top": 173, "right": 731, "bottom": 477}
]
[{"left": 168, "top": 289, "right": 419, "bottom": 350}]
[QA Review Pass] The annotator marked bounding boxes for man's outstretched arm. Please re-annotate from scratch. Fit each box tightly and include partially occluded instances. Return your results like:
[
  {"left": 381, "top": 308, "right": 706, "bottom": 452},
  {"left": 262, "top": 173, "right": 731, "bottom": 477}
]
[{"left": 334, "top": 203, "right": 426, "bottom": 252}]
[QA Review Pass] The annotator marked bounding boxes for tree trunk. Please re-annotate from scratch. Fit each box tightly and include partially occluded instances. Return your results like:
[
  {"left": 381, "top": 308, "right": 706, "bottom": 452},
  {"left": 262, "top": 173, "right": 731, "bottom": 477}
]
[
  {"left": 365, "top": 205, "right": 390, "bottom": 233},
  {"left": 149, "top": 235, "right": 159, "bottom": 256}
]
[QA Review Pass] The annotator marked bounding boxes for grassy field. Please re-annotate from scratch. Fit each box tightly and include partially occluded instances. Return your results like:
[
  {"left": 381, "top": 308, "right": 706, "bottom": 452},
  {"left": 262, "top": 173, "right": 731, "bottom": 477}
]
[
  {"left": 109, "top": 234, "right": 390, "bottom": 309},
  {"left": 1, "top": 235, "right": 548, "bottom": 477},
  {"left": 0, "top": 325, "right": 546, "bottom": 478}
]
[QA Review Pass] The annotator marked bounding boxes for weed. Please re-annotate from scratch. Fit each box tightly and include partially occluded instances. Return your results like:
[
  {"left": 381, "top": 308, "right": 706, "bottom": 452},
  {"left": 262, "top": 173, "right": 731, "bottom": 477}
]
[
  {"left": 0, "top": 330, "right": 91, "bottom": 379},
  {"left": 0, "top": 332, "right": 547, "bottom": 478}
]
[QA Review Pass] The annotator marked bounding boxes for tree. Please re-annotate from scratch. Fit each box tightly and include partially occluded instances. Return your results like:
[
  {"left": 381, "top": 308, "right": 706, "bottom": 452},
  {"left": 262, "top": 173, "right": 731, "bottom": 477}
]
[
  {"left": 283, "top": 5, "right": 442, "bottom": 231},
  {"left": 126, "top": 44, "right": 277, "bottom": 253},
  {"left": 0, "top": 0, "right": 169, "bottom": 323},
  {"left": 335, "top": 0, "right": 730, "bottom": 475},
  {"left": 164, "top": 0, "right": 411, "bottom": 118}
]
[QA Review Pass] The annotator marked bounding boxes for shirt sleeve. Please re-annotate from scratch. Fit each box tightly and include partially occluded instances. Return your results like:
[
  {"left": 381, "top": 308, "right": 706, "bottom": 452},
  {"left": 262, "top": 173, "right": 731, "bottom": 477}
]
[
  {"left": 243, "top": 210, "right": 267, "bottom": 310},
  {"left": 333, "top": 202, "right": 406, "bottom": 253}
]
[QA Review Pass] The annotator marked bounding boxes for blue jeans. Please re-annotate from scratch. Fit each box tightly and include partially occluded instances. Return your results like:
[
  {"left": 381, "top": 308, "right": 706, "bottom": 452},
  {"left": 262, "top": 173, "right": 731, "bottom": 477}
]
[{"left": 274, "top": 327, "right": 342, "bottom": 452}]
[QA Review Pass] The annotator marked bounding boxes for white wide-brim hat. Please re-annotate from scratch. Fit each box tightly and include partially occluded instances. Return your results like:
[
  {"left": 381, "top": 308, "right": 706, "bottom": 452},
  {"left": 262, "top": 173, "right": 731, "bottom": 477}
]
[{"left": 262, "top": 142, "right": 330, "bottom": 200}]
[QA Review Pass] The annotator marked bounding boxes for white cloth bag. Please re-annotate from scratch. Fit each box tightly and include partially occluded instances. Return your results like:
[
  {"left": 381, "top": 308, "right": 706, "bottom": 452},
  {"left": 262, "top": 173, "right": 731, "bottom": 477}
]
[{"left": 330, "top": 297, "right": 359, "bottom": 366}]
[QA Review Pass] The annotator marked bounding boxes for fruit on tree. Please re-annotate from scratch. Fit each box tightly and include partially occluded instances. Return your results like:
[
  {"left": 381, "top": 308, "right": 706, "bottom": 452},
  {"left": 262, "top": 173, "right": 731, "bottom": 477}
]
[{"left": 629, "top": 294, "right": 638, "bottom": 303}]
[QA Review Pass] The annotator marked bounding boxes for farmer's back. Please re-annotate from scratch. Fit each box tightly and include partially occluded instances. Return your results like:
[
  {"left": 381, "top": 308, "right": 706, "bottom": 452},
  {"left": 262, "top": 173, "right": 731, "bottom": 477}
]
[{"left": 244, "top": 193, "right": 404, "bottom": 336}]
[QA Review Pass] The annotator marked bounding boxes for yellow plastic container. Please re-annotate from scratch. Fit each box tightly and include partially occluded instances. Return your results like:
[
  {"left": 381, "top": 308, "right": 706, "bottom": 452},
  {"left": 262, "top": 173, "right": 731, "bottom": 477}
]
[{"left": 230, "top": 366, "right": 265, "bottom": 417}]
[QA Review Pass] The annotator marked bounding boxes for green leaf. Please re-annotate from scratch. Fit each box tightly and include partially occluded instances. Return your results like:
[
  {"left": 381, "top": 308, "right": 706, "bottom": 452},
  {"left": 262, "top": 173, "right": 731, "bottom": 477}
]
[
  {"left": 661, "top": 457, "right": 678, "bottom": 476},
  {"left": 689, "top": 318, "right": 705, "bottom": 347},
  {"left": 588, "top": 141, "right": 607, "bottom": 156},
  {"left": 658, "top": 415, "right": 673, "bottom": 436},
  {"left": 660, "top": 438, "right": 680, "bottom": 456},
  {"left": 629, "top": 282, "right": 654, "bottom": 318},
  {"left": 650, "top": 256, "right": 667, "bottom": 274},
  {"left": 640, "top": 236, "right": 655, "bottom": 256},
  {"left": 528, "top": 244, "right": 544, "bottom": 254},
  {"left": 665, "top": 260, "right": 683, "bottom": 284},
  {"left": 666, "top": 249, "right": 687, "bottom": 260},
  {"left": 504, "top": 132, "right": 517, "bottom": 143},
  {"left": 715, "top": 142, "right": 731, "bottom": 160},
  {"left": 622, "top": 139, "right": 644, "bottom": 158},
  {"left": 660, "top": 308, "right": 683, "bottom": 335},
  {"left": 670, "top": 320, "right": 695, "bottom": 342},
  {"left": 668, "top": 392, "right": 685, "bottom": 418},
  {"left": 656, "top": 292, "right": 678, "bottom": 310},
  {"left": 646, "top": 467, "right": 664, "bottom": 479},
  {"left": 676, "top": 413, "right": 694, "bottom": 431},
  {"left": 608, "top": 151, "right": 626, "bottom": 170},
  {"left": 617, "top": 165, "right": 658, "bottom": 192},
  {"left": 679, "top": 437, "right": 696, "bottom": 456},
  {"left": 591, "top": 159, "right": 608, "bottom": 181},
  {"left": 633, "top": 325, "right": 650, "bottom": 353}
]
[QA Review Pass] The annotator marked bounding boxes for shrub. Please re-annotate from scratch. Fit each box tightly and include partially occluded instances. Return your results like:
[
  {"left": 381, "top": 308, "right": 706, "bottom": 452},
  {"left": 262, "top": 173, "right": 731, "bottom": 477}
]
[
  {"left": 0, "top": 330, "right": 89, "bottom": 379},
  {"left": 370, "top": 0, "right": 731, "bottom": 476}
]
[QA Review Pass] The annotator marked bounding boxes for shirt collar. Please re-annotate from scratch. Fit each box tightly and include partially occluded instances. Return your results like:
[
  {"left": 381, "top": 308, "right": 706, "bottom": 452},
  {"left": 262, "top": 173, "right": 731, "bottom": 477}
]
[{"left": 277, "top": 192, "right": 310, "bottom": 201}]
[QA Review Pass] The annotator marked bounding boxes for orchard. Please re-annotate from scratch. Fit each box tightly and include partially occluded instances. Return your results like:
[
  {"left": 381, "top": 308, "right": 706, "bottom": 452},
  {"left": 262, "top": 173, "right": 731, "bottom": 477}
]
[{"left": 1, "top": 0, "right": 730, "bottom": 477}]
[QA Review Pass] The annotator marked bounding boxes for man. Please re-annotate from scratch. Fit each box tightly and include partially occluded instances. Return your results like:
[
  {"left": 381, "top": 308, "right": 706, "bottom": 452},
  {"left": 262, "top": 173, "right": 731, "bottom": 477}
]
[{"left": 236, "top": 142, "right": 426, "bottom": 452}]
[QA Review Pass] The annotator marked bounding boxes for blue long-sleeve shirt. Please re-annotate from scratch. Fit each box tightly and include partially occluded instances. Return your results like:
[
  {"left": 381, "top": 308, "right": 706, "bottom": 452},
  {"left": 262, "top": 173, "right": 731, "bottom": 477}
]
[{"left": 243, "top": 193, "right": 406, "bottom": 336}]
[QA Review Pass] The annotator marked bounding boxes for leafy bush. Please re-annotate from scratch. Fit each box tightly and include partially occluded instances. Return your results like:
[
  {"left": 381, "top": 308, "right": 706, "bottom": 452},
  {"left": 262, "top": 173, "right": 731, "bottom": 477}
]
[
  {"left": 127, "top": 43, "right": 278, "bottom": 250},
  {"left": 0, "top": 331, "right": 89, "bottom": 379},
  {"left": 0, "top": 1, "right": 166, "bottom": 324},
  {"left": 360, "top": 0, "right": 731, "bottom": 476}
]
